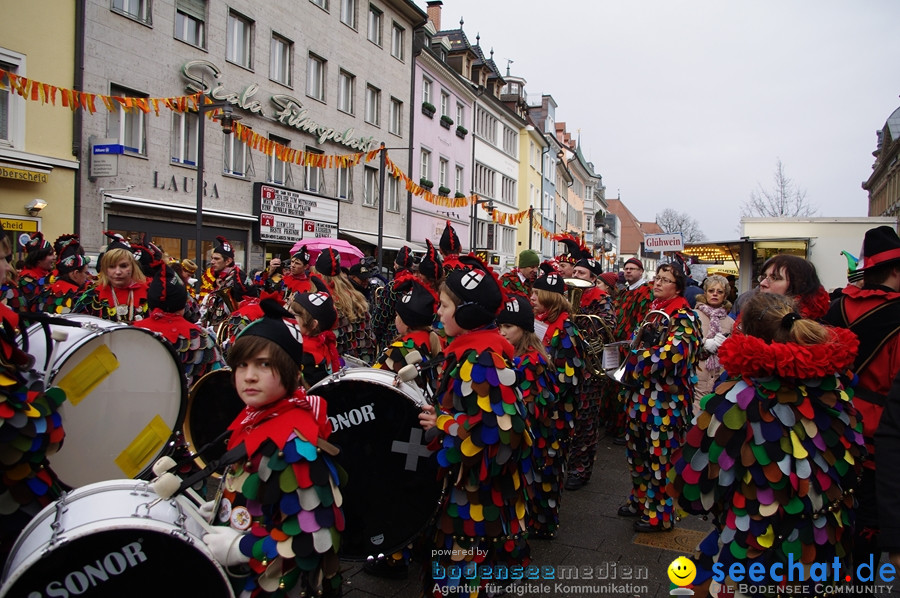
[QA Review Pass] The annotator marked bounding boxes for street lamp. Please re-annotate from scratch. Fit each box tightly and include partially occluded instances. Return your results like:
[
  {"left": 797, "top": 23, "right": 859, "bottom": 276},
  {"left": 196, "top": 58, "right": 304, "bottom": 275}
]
[{"left": 195, "top": 100, "right": 241, "bottom": 268}]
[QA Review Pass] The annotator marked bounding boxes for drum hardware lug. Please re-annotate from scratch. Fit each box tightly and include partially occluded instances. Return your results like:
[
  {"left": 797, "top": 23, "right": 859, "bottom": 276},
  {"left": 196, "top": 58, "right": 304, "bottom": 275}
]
[{"left": 48, "top": 492, "right": 72, "bottom": 548}]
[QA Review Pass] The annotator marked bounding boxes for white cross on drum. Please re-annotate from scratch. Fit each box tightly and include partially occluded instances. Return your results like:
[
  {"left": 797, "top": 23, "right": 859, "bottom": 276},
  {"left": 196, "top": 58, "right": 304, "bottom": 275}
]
[{"left": 391, "top": 428, "right": 434, "bottom": 471}]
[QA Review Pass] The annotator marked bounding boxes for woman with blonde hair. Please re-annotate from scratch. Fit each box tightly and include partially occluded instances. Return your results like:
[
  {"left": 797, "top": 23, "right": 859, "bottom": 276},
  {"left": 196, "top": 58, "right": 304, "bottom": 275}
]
[
  {"left": 670, "top": 291, "right": 864, "bottom": 595},
  {"left": 313, "top": 248, "right": 376, "bottom": 365},
  {"left": 74, "top": 233, "right": 149, "bottom": 322},
  {"left": 692, "top": 274, "right": 735, "bottom": 414}
]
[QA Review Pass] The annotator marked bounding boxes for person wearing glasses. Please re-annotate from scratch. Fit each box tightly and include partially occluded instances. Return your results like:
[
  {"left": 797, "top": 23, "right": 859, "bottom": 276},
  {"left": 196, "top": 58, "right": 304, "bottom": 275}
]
[
  {"left": 616, "top": 263, "right": 700, "bottom": 533},
  {"left": 732, "top": 254, "right": 830, "bottom": 323}
]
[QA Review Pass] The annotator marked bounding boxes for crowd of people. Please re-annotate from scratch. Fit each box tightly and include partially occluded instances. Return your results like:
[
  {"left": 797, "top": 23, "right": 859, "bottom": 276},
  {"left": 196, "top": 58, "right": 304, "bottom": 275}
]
[{"left": 2, "top": 220, "right": 900, "bottom": 597}]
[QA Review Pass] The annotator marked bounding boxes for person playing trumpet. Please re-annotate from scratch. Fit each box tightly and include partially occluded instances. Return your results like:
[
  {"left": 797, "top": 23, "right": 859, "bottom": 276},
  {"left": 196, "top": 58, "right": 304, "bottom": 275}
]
[{"left": 616, "top": 263, "right": 700, "bottom": 533}]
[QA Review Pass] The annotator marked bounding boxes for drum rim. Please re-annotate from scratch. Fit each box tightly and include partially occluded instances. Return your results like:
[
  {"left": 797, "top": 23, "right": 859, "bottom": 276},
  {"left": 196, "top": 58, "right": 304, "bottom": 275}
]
[
  {"left": 308, "top": 366, "right": 425, "bottom": 406},
  {"left": 184, "top": 367, "right": 237, "bottom": 474}
]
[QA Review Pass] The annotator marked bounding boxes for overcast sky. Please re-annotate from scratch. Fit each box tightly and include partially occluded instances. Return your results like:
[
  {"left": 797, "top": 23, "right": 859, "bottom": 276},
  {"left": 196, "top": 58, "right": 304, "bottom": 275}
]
[{"left": 416, "top": 0, "right": 900, "bottom": 241}]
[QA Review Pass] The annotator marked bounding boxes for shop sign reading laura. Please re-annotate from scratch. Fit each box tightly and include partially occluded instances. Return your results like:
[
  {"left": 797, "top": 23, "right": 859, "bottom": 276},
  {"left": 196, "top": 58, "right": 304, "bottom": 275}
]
[{"left": 182, "top": 60, "right": 377, "bottom": 152}]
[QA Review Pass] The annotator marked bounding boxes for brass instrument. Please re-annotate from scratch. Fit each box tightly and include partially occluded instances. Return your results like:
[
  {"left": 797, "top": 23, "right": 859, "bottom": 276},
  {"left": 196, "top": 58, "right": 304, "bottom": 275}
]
[
  {"left": 565, "top": 277, "right": 616, "bottom": 377},
  {"left": 611, "top": 310, "right": 672, "bottom": 386},
  {"left": 564, "top": 277, "right": 593, "bottom": 309}
]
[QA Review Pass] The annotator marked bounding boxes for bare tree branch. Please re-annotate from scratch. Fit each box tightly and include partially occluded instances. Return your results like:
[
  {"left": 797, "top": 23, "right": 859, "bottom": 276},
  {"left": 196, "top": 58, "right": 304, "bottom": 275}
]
[
  {"left": 655, "top": 208, "right": 707, "bottom": 242},
  {"left": 741, "top": 158, "right": 817, "bottom": 218}
]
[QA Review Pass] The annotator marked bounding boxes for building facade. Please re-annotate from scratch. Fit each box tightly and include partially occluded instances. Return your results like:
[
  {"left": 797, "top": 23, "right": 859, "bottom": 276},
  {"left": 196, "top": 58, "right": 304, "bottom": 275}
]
[{"left": 864, "top": 104, "right": 900, "bottom": 221}]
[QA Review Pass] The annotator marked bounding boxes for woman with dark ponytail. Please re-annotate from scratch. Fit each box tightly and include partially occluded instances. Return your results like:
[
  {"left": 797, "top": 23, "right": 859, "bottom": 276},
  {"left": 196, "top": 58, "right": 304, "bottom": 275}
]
[{"left": 670, "top": 292, "right": 865, "bottom": 596}]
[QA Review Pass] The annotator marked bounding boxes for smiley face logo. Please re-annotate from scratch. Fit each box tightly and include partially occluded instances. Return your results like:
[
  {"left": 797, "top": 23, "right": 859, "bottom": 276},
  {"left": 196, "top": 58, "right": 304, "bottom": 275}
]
[{"left": 667, "top": 556, "right": 696, "bottom": 587}]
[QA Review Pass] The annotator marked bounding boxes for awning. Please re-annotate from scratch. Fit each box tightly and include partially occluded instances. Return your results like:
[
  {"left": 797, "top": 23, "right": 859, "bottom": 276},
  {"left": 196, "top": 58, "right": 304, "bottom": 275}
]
[
  {"left": 103, "top": 194, "right": 257, "bottom": 222},
  {"left": 341, "top": 230, "right": 427, "bottom": 254}
]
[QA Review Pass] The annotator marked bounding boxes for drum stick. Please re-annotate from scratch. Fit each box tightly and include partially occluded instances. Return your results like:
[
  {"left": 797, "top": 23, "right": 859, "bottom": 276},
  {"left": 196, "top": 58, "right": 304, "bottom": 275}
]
[{"left": 43, "top": 330, "right": 69, "bottom": 389}]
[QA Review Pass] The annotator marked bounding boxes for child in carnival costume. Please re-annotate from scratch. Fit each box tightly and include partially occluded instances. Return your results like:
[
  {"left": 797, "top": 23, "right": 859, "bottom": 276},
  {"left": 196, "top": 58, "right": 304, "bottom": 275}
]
[
  {"left": 40, "top": 236, "right": 91, "bottom": 314},
  {"left": 287, "top": 283, "right": 341, "bottom": 389},
  {"left": 202, "top": 299, "right": 344, "bottom": 597},
  {"left": 497, "top": 294, "right": 561, "bottom": 539},
  {"left": 419, "top": 254, "right": 532, "bottom": 598},
  {"left": 17, "top": 232, "right": 56, "bottom": 313},
  {"left": 73, "top": 232, "right": 150, "bottom": 323},
  {"left": 669, "top": 292, "right": 864, "bottom": 597}
]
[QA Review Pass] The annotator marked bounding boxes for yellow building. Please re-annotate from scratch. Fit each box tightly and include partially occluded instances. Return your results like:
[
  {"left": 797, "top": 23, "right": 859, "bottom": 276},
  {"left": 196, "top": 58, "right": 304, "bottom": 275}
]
[{"left": 0, "top": 1, "right": 78, "bottom": 260}]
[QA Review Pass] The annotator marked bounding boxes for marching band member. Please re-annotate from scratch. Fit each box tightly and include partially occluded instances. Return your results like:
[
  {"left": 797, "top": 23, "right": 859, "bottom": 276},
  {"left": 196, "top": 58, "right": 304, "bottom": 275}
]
[
  {"left": 438, "top": 220, "right": 463, "bottom": 269},
  {"left": 313, "top": 248, "right": 376, "bottom": 366},
  {"left": 17, "top": 232, "right": 55, "bottom": 312},
  {"left": 500, "top": 249, "right": 541, "bottom": 298},
  {"left": 202, "top": 300, "right": 344, "bottom": 598},
  {"left": 263, "top": 245, "right": 316, "bottom": 303},
  {"left": 616, "top": 263, "right": 700, "bottom": 533},
  {"left": 288, "top": 285, "right": 340, "bottom": 388},
  {"left": 39, "top": 235, "right": 91, "bottom": 314},
  {"left": 216, "top": 289, "right": 283, "bottom": 356},
  {"left": 498, "top": 293, "right": 561, "bottom": 539},
  {"left": 553, "top": 234, "right": 581, "bottom": 279},
  {"left": 372, "top": 245, "right": 417, "bottom": 351},
  {"left": 74, "top": 232, "right": 150, "bottom": 323},
  {"left": 419, "top": 254, "right": 531, "bottom": 597},
  {"left": 198, "top": 236, "right": 251, "bottom": 327}
]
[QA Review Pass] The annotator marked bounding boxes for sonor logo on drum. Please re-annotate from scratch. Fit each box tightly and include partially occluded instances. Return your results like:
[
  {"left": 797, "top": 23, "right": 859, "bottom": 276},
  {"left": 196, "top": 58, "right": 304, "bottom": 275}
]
[
  {"left": 327, "top": 403, "right": 375, "bottom": 432},
  {"left": 30, "top": 541, "right": 148, "bottom": 597}
]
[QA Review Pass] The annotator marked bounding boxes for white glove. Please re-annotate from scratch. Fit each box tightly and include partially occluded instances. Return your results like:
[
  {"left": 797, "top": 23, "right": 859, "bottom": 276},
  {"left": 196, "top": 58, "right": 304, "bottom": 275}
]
[
  {"left": 199, "top": 500, "right": 217, "bottom": 523},
  {"left": 203, "top": 526, "right": 249, "bottom": 566},
  {"left": 703, "top": 333, "right": 727, "bottom": 353}
]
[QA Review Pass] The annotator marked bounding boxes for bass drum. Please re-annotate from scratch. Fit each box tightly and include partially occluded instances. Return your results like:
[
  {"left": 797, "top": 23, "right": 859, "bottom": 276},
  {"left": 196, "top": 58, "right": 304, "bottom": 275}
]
[
  {"left": 309, "top": 367, "right": 442, "bottom": 560},
  {"left": 0, "top": 479, "right": 234, "bottom": 598},
  {"left": 23, "top": 314, "right": 188, "bottom": 488},
  {"left": 184, "top": 368, "right": 244, "bottom": 472}
]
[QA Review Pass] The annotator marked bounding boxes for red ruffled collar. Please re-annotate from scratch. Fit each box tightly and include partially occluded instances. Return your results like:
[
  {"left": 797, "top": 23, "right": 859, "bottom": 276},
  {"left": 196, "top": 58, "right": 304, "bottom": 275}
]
[
  {"left": 136, "top": 308, "right": 195, "bottom": 344},
  {"left": 841, "top": 283, "right": 900, "bottom": 302},
  {"left": 718, "top": 326, "right": 858, "bottom": 379},
  {"left": 227, "top": 389, "right": 327, "bottom": 455},
  {"left": 446, "top": 327, "right": 514, "bottom": 361},
  {"left": 796, "top": 285, "right": 831, "bottom": 320}
]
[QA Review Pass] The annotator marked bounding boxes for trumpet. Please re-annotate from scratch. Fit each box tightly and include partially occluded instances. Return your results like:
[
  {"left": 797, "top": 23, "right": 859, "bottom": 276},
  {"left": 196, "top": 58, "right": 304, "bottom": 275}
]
[{"left": 611, "top": 310, "right": 672, "bottom": 386}]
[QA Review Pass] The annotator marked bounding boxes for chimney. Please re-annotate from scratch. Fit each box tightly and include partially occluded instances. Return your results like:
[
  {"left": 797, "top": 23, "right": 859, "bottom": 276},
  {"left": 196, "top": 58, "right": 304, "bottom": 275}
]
[{"left": 426, "top": 1, "right": 442, "bottom": 31}]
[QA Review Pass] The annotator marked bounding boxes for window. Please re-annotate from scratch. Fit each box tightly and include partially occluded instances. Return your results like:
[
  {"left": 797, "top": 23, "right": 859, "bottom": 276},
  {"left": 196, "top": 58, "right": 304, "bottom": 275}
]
[
  {"left": 307, "top": 53, "right": 326, "bottom": 101},
  {"left": 455, "top": 165, "right": 464, "bottom": 194},
  {"left": 269, "top": 34, "right": 292, "bottom": 86},
  {"left": 0, "top": 50, "right": 25, "bottom": 148},
  {"left": 456, "top": 103, "right": 464, "bottom": 128},
  {"left": 420, "top": 149, "right": 431, "bottom": 181},
  {"left": 501, "top": 175, "right": 516, "bottom": 204},
  {"left": 310, "top": 0, "right": 328, "bottom": 9},
  {"left": 391, "top": 23, "right": 404, "bottom": 60},
  {"left": 475, "top": 107, "right": 497, "bottom": 145},
  {"left": 108, "top": 84, "right": 147, "bottom": 155},
  {"left": 340, "top": 0, "right": 356, "bottom": 28},
  {"left": 304, "top": 147, "right": 323, "bottom": 193},
  {"left": 226, "top": 10, "right": 253, "bottom": 69},
  {"left": 224, "top": 129, "right": 251, "bottom": 177},
  {"left": 336, "top": 166, "right": 353, "bottom": 201},
  {"left": 422, "top": 78, "right": 431, "bottom": 104},
  {"left": 439, "top": 158, "right": 448, "bottom": 188},
  {"left": 171, "top": 110, "right": 198, "bottom": 166},
  {"left": 267, "top": 134, "right": 292, "bottom": 186},
  {"left": 112, "top": 0, "right": 151, "bottom": 24},
  {"left": 389, "top": 98, "right": 402, "bottom": 135},
  {"left": 363, "top": 166, "right": 379, "bottom": 207},
  {"left": 440, "top": 92, "right": 449, "bottom": 117},
  {"left": 386, "top": 175, "right": 400, "bottom": 212},
  {"left": 367, "top": 5, "right": 382, "bottom": 46},
  {"left": 337, "top": 70, "right": 355, "bottom": 115},
  {"left": 175, "top": 0, "right": 205, "bottom": 47},
  {"left": 502, "top": 125, "right": 518, "bottom": 156},
  {"left": 474, "top": 163, "right": 496, "bottom": 198},
  {"left": 365, "top": 84, "right": 380, "bottom": 126}
]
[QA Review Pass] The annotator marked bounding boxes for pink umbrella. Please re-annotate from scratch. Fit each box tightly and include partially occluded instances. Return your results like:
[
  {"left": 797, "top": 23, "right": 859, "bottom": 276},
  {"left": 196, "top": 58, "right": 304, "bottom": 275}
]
[{"left": 291, "top": 237, "right": 365, "bottom": 267}]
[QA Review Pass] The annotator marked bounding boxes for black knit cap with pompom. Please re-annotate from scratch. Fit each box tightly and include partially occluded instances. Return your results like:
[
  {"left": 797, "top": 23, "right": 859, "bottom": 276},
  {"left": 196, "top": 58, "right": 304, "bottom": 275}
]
[
  {"left": 395, "top": 246, "right": 414, "bottom": 269},
  {"left": 496, "top": 293, "right": 535, "bottom": 333},
  {"left": 315, "top": 247, "right": 341, "bottom": 277},
  {"left": 213, "top": 235, "right": 234, "bottom": 260},
  {"left": 533, "top": 270, "right": 566, "bottom": 295},
  {"left": 395, "top": 276, "right": 438, "bottom": 328},
  {"left": 237, "top": 298, "right": 304, "bottom": 364},
  {"left": 444, "top": 254, "right": 504, "bottom": 330},
  {"left": 293, "top": 289, "right": 338, "bottom": 332}
]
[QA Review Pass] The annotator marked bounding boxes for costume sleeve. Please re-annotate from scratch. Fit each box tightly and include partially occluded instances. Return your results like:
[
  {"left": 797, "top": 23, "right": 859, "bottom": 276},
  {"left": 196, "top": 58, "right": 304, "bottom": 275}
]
[
  {"left": 179, "top": 328, "right": 226, "bottom": 387},
  {"left": 622, "top": 308, "right": 700, "bottom": 383},
  {"left": 371, "top": 281, "right": 398, "bottom": 348},
  {"left": 17, "top": 274, "right": 50, "bottom": 313},
  {"left": 876, "top": 369, "right": 900, "bottom": 551},
  {"left": 546, "top": 321, "right": 584, "bottom": 436},
  {"left": 71, "top": 286, "right": 105, "bottom": 318}
]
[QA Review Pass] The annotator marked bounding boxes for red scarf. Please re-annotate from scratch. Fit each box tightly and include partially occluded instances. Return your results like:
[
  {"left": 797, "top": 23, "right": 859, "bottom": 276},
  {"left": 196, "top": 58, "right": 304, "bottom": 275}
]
[
  {"left": 134, "top": 309, "right": 196, "bottom": 344},
  {"left": 97, "top": 281, "right": 148, "bottom": 305},
  {"left": 536, "top": 311, "right": 569, "bottom": 345},
  {"left": 446, "top": 327, "right": 515, "bottom": 362},
  {"left": 649, "top": 294, "right": 689, "bottom": 315},
  {"left": 19, "top": 266, "right": 51, "bottom": 280},
  {"left": 227, "top": 390, "right": 328, "bottom": 455},
  {"left": 303, "top": 330, "right": 341, "bottom": 372},
  {"left": 283, "top": 274, "right": 315, "bottom": 295}
]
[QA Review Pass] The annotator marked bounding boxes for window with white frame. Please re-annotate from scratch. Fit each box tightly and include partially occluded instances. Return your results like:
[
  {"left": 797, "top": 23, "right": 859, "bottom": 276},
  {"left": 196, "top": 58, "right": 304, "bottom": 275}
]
[
  {"left": 0, "top": 50, "right": 25, "bottom": 148},
  {"left": 422, "top": 78, "right": 432, "bottom": 104},
  {"left": 340, "top": 0, "right": 356, "bottom": 28},
  {"left": 439, "top": 158, "right": 448, "bottom": 189},
  {"left": 304, "top": 147, "right": 323, "bottom": 193},
  {"left": 270, "top": 34, "right": 292, "bottom": 86},
  {"left": 389, "top": 98, "right": 402, "bottom": 135},
  {"left": 455, "top": 165, "right": 464, "bottom": 194},
  {"left": 363, "top": 166, "right": 379, "bottom": 207},
  {"left": 456, "top": 103, "right": 464, "bottom": 128},
  {"left": 367, "top": 5, "right": 382, "bottom": 46},
  {"left": 475, "top": 107, "right": 497, "bottom": 145},
  {"left": 337, "top": 70, "right": 355, "bottom": 114},
  {"left": 502, "top": 125, "right": 517, "bottom": 156},
  {"left": 108, "top": 84, "right": 147, "bottom": 155},
  {"left": 175, "top": 0, "right": 205, "bottom": 47},
  {"left": 170, "top": 110, "right": 198, "bottom": 166},
  {"left": 440, "top": 92, "right": 449, "bottom": 117},
  {"left": 501, "top": 225, "right": 515, "bottom": 255},
  {"left": 112, "top": 0, "right": 152, "bottom": 24},
  {"left": 391, "top": 23, "right": 404, "bottom": 60},
  {"left": 224, "top": 129, "right": 251, "bottom": 177},
  {"left": 336, "top": 166, "right": 353, "bottom": 201},
  {"left": 267, "top": 134, "right": 292, "bottom": 186},
  {"left": 307, "top": 53, "right": 326, "bottom": 101},
  {"left": 474, "top": 163, "right": 496, "bottom": 198},
  {"left": 310, "top": 0, "right": 328, "bottom": 10},
  {"left": 364, "top": 84, "right": 380, "bottom": 126},
  {"left": 420, "top": 149, "right": 431, "bottom": 182},
  {"left": 501, "top": 175, "right": 516, "bottom": 204},
  {"left": 386, "top": 175, "right": 400, "bottom": 212},
  {"left": 226, "top": 10, "right": 253, "bottom": 69}
]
